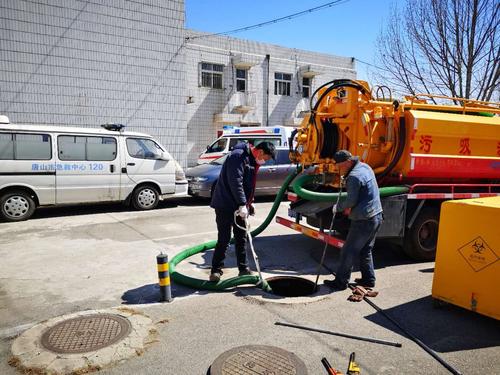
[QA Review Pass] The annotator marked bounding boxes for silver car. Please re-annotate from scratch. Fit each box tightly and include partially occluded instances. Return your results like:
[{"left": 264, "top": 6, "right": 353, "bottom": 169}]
[{"left": 186, "top": 148, "right": 294, "bottom": 198}]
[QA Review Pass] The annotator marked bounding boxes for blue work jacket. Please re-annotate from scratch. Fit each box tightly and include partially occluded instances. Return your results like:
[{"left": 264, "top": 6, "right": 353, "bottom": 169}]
[
  {"left": 210, "top": 142, "right": 257, "bottom": 213},
  {"left": 337, "top": 160, "right": 383, "bottom": 220}
]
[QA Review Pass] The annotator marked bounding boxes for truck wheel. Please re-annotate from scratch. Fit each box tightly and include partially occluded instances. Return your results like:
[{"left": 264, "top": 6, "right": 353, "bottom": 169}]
[
  {"left": 132, "top": 185, "right": 159, "bottom": 210},
  {"left": 0, "top": 191, "right": 36, "bottom": 222},
  {"left": 403, "top": 207, "right": 440, "bottom": 261}
]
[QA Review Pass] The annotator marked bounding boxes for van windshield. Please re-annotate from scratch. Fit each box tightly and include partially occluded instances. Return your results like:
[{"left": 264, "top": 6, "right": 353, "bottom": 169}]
[{"left": 207, "top": 138, "right": 227, "bottom": 153}]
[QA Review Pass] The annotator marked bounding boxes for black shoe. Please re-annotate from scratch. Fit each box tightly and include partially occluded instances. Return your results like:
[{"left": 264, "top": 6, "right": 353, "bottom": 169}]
[
  {"left": 354, "top": 278, "right": 375, "bottom": 288},
  {"left": 238, "top": 268, "right": 253, "bottom": 276},
  {"left": 324, "top": 279, "right": 347, "bottom": 291},
  {"left": 209, "top": 271, "right": 222, "bottom": 282}
]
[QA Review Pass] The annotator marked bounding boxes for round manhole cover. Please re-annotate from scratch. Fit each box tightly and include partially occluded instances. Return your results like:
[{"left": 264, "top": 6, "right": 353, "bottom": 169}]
[
  {"left": 41, "top": 313, "right": 132, "bottom": 354},
  {"left": 210, "top": 345, "right": 307, "bottom": 375}
]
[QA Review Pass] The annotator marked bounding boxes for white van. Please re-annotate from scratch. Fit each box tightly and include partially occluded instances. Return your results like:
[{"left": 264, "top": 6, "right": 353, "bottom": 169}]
[
  {"left": 197, "top": 125, "right": 295, "bottom": 164},
  {"left": 0, "top": 116, "right": 187, "bottom": 221}
]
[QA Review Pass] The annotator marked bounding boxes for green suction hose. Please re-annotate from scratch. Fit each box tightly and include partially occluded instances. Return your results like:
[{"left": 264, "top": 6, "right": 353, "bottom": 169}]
[
  {"left": 292, "top": 174, "right": 410, "bottom": 201},
  {"left": 170, "top": 168, "right": 301, "bottom": 292},
  {"left": 170, "top": 167, "right": 409, "bottom": 292}
]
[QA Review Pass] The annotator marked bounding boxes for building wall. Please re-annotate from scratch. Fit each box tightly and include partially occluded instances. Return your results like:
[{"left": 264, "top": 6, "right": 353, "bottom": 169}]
[
  {"left": 0, "top": 0, "right": 188, "bottom": 166},
  {"left": 0, "top": 1, "right": 357, "bottom": 168},
  {"left": 185, "top": 30, "right": 356, "bottom": 166}
]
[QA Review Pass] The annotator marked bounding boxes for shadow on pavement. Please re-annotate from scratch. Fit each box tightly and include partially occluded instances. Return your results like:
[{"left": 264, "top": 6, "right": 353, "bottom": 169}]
[
  {"left": 364, "top": 295, "right": 500, "bottom": 352},
  {"left": 27, "top": 196, "right": 210, "bottom": 220},
  {"left": 121, "top": 283, "right": 163, "bottom": 304}
]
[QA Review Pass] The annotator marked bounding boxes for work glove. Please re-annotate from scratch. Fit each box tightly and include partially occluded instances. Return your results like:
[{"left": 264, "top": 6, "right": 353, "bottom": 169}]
[
  {"left": 237, "top": 205, "right": 249, "bottom": 219},
  {"left": 249, "top": 204, "right": 255, "bottom": 216}
]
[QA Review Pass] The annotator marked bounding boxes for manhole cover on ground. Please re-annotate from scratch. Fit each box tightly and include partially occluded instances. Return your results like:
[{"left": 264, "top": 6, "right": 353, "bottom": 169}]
[
  {"left": 41, "top": 313, "right": 132, "bottom": 354},
  {"left": 210, "top": 345, "right": 307, "bottom": 375}
]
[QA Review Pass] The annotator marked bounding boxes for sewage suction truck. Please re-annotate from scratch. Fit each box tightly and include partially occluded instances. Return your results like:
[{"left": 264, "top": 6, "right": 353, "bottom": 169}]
[{"left": 279, "top": 79, "right": 500, "bottom": 260}]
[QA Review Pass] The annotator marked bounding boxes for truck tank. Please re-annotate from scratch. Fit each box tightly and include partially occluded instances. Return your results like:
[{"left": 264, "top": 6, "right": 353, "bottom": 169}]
[{"left": 291, "top": 79, "right": 500, "bottom": 185}]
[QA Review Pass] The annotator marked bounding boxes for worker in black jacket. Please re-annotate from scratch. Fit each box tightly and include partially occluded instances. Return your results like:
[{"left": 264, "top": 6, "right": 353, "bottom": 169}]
[{"left": 209, "top": 141, "right": 276, "bottom": 282}]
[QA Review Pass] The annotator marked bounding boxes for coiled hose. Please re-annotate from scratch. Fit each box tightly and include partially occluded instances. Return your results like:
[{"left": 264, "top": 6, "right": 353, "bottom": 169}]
[
  {"left": 170, "top": 169, "right": 409, "bottom": 292},
  {"left": 170, "top": 169, "right": 300, "bottom": 291}
]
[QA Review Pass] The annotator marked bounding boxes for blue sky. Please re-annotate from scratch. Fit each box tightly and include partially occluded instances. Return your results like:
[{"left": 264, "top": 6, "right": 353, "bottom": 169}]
[{"left": 185, "top": 0, "right": 394, "bottom": 81}]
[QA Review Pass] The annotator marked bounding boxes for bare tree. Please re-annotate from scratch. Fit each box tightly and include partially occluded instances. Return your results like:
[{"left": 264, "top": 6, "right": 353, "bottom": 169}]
[{"left": 374, "top": 0, "right": 499, "bottom": 102}]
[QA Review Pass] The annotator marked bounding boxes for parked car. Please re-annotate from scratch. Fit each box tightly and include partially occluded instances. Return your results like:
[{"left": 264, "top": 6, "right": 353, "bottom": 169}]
[{"left": 187, "top": 148, "right": 294, "bottom": 198}]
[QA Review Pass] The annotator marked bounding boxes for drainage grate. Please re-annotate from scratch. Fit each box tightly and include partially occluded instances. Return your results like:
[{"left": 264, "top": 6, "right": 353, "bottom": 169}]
[
  {"left": 266, "top": 276, "right": 316, "bottom": 297},
  {"left": 210, "top": 345, "right": 307, "bottom": 375},
  {"left": 41, "top": 313, "right": 132, "bottom": 354}
]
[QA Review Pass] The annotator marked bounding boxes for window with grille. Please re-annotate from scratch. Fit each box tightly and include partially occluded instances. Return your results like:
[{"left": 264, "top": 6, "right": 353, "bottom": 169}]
[
  {"left": 274, "top": 72, "right": 292, "bottom": 96},
  {"left": 236, "top": 69, "right": 247, "bottom": 92},
  {"left": 302, "top": 77, "right": 311, "bottom": 98},
  {"left": 201, "top": 62, "right": 224, "bottom": 89}
]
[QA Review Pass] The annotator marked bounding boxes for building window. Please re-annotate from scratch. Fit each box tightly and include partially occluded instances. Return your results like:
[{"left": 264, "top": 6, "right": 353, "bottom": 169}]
[
  {"left": 274, "top": 72, "right": 291, "bottom": 96},
  {"left": 201, "top": 62, "right": 223, "bottom": 89},
  {"left": 302, "top": 77, "right": 311, "bottom": 98},
  {"left": 236, "top": 69, "right": 247, "bottom": 92}
]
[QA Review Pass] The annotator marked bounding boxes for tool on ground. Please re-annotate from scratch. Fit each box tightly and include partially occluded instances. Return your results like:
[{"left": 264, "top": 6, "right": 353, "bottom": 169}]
[
  {"left": 347, "top": 285, "right": 378, "bottom": 302},
  {"left": 355, "top": 286, "right": 463, "bottom": 375},
  {"left": 346, "top": 352, "right": 361, "bottom": 374},
  {"left": 234, "top": 211, "right": 272, "bottom": 292},
  {"left": 313, "top": 175, "right": 344, "bottom": 292},
  {"left": 321, "top": 357, "right": 341, "bottom": 375},
  {"left": 318, "top": 261, "right": 462, "bottom": 375},
  {"left": 275, "top": 321, "right": 402, "bottom": 347}
]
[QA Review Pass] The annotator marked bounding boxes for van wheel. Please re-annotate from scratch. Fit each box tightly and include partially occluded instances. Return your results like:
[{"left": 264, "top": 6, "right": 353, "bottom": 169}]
[
  {"left": 132, "top": 185, "right": 159, "bottom": 210},
  {"left": 403, "top": 207, "right": 439, "bottom": 261},
  {"left": 0, "top": 191, "right": 36, "bottom": 221}
]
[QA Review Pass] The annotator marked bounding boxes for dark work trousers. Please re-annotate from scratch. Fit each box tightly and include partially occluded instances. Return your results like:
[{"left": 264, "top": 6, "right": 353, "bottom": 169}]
[
  {"left": 211, "top": 208, "right": 248, "bottom": 273},
  {"left": 335, "top": 212, "right": 383, "bottom": 287}
]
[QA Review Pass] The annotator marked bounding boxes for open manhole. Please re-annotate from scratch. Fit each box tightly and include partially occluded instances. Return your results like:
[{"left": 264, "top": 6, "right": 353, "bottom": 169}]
[
  {"left": 266, "top": 276, "right": 316, "bottom": 297},
  {"left": 209, "top": 345, "right": 307, "bottom": 375},
  {"left": 40, "top": 313, "right": 132, "bottom": 354}
]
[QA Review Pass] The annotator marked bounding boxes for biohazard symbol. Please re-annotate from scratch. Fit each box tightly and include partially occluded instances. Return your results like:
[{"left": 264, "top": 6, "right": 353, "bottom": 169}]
[
  {"left": 458, "top": 236, "right": 499, "bottom": 272},
  {"left": 472, "top": 241, "right": 485, "bottom": 254}
]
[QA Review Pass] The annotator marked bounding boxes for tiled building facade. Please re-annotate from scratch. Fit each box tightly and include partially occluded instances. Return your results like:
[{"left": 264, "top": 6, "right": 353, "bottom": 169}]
[
  {"left": 185, "top": 30, "right": 356, "bottom": 165},
  {"left": 1, "top": 0, "right": 356, "bottom": 167}
]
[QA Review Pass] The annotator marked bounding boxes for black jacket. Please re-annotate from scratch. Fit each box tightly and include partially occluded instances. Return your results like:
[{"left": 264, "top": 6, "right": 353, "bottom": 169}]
[{"left": 210, "top": 142, "right": 257, "bottom": 212}]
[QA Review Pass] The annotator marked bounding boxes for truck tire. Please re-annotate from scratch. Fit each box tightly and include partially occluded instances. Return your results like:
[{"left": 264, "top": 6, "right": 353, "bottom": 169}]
[
  {"left": 0, "top": 191, "right": 36, "bottom": 222},
  {"left": 132, "top": 185, "right": 159, "bottom": 210},
  {"left": 403, "top": 207, "right": 440, "bottom": 261}
]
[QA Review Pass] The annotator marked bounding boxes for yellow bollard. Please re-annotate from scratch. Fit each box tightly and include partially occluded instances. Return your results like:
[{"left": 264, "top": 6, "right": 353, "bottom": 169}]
[{"left": 157, "top": 253, "right": 173, "bottom": 302}]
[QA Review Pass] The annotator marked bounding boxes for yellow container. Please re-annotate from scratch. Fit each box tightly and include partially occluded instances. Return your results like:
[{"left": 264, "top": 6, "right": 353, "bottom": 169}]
[{"left": 432, "top": 196, "right": 500, "bottom": 320}]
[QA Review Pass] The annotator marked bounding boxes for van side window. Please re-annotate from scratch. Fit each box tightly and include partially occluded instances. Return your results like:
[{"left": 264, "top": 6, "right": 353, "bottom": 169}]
[
  {"left": 58, "top": 135, "right": 116, "bottom": 161},
  {"left": 126, "top": 138, "right": 163, "bottom": 159},
  {"left": 0, "top": 132, "right": 51, "bottom": 160}
]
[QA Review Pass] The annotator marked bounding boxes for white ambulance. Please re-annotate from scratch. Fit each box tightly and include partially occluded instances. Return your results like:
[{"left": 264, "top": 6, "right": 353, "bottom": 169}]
[
  {"left": 197, "top": 125, "right": 295, "bottom": 164},
  {"left": 0, "top": 115, "right": 187, "bottom": 221}
]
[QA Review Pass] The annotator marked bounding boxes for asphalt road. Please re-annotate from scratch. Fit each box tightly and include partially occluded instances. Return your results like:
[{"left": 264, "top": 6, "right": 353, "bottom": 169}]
[{"left": 0, "top": 196, "right": 498, "bottom": 374}]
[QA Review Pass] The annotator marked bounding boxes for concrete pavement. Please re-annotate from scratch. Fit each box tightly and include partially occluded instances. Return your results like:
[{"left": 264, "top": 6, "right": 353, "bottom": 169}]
[{"left": 1, "top": 197, "right": 498, "bottom": 374}]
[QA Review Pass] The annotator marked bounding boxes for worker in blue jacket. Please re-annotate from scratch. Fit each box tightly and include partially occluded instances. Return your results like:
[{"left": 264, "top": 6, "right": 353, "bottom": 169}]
[
  {"left": 209, "top": 141, "right": 276, "bottom": 282},
  {"left": 324, "top": 150, "right": 383, "bottom": 290}
]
